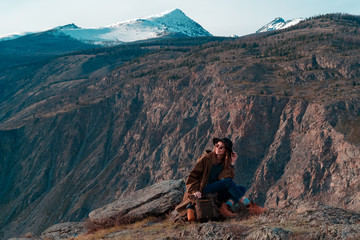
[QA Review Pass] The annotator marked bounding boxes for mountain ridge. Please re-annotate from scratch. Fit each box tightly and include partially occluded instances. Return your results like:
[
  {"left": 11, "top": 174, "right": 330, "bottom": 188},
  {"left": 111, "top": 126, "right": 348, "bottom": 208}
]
[
  {"left": 0, "top": 9, "right": 211, "bottom": 46},
  {"left": 256, "top": 17, "right": 303, "bottom": 33},
  {"left": 0, "top": 9, "right": 212, "bottom": 71}
]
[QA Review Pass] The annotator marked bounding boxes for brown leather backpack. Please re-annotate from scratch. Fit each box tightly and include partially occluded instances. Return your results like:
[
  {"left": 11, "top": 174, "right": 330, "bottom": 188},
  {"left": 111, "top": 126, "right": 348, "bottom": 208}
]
[{"left": 190, "top": 193, "right": 220, "bottom": 222}]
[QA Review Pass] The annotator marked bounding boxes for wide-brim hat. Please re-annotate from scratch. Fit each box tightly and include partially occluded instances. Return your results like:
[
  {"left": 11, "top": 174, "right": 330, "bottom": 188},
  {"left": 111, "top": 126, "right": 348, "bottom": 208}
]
[{"left": 213, "top": 137, "right": 233, "bottom": 153}]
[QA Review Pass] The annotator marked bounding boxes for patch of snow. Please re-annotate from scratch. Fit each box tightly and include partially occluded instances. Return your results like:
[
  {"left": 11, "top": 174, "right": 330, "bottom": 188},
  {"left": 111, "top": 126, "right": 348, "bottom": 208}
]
[
  {"left": 0, "top": 32, "right": 30, "bottom": 41},
  {"left": 256, "top": 17, "right": 303, "bottom": 33}
]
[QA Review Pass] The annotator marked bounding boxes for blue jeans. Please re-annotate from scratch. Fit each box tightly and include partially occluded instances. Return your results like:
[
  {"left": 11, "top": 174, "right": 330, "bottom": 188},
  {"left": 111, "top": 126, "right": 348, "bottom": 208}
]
[{"left": 203, "top": 178, "right": 246, "bottom": 203}]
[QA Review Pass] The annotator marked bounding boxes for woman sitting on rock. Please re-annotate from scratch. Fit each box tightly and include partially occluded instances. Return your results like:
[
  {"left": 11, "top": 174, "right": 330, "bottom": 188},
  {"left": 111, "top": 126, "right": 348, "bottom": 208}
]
[{"left": 175, "top": 137, "right": 266, "bottom": 220}]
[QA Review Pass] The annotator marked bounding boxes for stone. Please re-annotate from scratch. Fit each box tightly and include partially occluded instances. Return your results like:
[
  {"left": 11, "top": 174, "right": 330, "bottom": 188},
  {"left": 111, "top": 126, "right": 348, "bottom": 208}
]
[
  {"left": 88, "top": 180, "right": 185, "bottom": 224},
  {"left": 245, "top": 226, "right": 292, "bottom": 240},
  {"left": 178, "top": 222, "right": 234, "bottom": 240},
  {"left": 40, "top": 222, "right": 86, "bottom": 240}
]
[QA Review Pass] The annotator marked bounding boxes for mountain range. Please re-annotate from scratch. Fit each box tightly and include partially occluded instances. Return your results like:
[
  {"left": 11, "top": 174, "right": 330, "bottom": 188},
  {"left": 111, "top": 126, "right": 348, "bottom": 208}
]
[
  {"left": 0, "top": 9, "right": 303, "bottom": 73},
  {"left": 0, "top": 9, "right": 212, "bottom": 72},
  {"left": 0, "top": 10, "right": 302, "bottom": 73},
  {"left": 0, "top": 9, "right": 211, "bottom": 45},
  {"left": 0, "top": 10, "right": 302, "bottom": 45},
  {"left": 1, "top": 11, "right": 360, "bottom": 239}
]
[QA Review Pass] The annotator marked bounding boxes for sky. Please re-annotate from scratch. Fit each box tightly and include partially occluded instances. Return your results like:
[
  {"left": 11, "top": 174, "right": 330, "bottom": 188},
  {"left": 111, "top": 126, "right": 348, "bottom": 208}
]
[{"left": 0, "top": 0, "right": 359, "bottom": 37}]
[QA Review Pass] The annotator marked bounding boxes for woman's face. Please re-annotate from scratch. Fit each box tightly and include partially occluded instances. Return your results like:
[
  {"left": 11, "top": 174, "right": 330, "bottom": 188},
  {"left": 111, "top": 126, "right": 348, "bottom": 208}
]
[{"left": 214, "top": 141, "right": 226, "bottom": 155}]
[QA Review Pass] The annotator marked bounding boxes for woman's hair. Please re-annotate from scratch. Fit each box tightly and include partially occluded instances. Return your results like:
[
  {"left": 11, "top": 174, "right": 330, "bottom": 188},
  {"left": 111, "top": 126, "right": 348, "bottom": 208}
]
[{"left": 224, "top": 149, "right": 232, "bottom": 169}]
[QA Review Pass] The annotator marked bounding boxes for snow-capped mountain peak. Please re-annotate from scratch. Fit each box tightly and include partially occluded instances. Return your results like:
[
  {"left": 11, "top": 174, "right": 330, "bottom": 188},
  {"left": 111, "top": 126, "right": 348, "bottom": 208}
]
[
  {"left": 54, "top": 8, "right": 211, "bottom": 45},
  {"left": 109, "top": 8, "right": 186, "bottom": 27},
  {"left": 148, "top": 8, "right": 211, "bottom": 37},
  {"left": 256, "top": 17, "right": 303, "bottom": 33},
  {"left": 54, "top": 23, "right": 80, "bottom": 30},
  {"left": 0, "top": 9, "right": 211, "bottom": 45},
  {"left": 98, "top": 8, "right": 211, "bottom": 44}
]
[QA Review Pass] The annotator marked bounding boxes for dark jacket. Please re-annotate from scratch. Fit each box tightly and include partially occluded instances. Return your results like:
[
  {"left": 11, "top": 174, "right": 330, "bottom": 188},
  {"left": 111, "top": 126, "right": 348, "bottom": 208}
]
[{"left": 175, "top": 150, "right": 235, "bottom": 216}]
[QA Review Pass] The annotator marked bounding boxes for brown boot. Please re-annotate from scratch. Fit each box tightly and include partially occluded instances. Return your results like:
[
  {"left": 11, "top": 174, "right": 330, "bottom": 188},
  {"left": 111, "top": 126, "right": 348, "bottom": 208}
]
[
  {"left": 247, "top": 202, "right": 266, "bottom": 215},
  {"left": 219, "top": 203, "right": 237, "bottom": 218},
  {"left": 187, "top": 208, "right": 195, "bottom": 221}
]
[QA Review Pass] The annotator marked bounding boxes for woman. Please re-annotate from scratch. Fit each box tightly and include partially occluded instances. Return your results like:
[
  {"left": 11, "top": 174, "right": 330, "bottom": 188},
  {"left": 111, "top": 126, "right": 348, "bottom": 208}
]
[{"left": 175, "top": 137, "right": 265, "bottom": 219}]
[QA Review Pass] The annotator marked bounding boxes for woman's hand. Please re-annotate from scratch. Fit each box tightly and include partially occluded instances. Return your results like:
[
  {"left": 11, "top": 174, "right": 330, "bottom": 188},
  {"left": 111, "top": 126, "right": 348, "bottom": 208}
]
[
  {"left": 193, "top": 191, "right": 202, "bottom": 198},
  {"left": 231, "top": 151, "right": 238, "bottom": 165}
]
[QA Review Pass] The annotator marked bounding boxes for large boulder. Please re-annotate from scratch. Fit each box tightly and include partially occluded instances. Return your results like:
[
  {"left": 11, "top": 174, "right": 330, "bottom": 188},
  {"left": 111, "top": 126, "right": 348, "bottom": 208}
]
[{"left": 88, "top": 179, "right": 185, "bottom": 225}]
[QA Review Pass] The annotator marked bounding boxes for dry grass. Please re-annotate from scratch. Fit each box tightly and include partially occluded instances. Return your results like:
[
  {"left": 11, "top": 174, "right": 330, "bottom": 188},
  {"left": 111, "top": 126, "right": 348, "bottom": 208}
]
[
  {"left": 85, "top": 213, "right": 143, "bottom": 233},
  {"left": 226, "top": 211, "right": 323, "bottom": 238},
  {"left": 72, "top": 217, "right": 188, "bottom": 240}
]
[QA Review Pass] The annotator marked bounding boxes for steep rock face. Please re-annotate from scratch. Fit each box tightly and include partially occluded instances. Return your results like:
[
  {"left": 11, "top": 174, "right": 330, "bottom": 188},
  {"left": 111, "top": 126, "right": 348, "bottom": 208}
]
[{"left": 250, "top": 101, "right": 360, "bottom": 210}]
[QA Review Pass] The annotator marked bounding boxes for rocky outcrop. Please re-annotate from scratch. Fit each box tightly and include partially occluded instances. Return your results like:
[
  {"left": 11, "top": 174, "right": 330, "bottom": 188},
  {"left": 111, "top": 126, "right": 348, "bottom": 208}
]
[
  {"left": 176, "top": 200, "right": 360, "bottom": 240},
  {"left": 8, "top": 182, "right": 360, "bottom": 239},
  {"left": 75, "top": 198, "right": 360, "bottom": 240},
  {"left": 16, "top": 180, "right": 184, "bottom": 239},
  {"left": 89, "top": 179, "right": 185, "bottom": 226}
]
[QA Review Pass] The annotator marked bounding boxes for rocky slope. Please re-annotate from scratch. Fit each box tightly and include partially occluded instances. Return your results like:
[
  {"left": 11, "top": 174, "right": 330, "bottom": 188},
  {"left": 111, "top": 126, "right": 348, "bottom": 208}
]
[
  {"left": 1, "top": 14, "right": 360, "bottom": 238},
  {"left": 85, "top": 200, "right": 359, "bottom": 240},
  {"left": 79, "top": 200, "right": 360, "bottom": 240}
]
